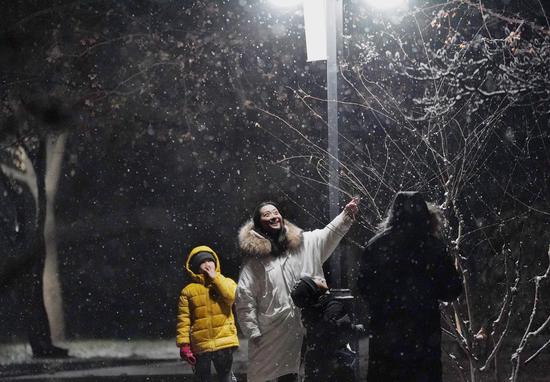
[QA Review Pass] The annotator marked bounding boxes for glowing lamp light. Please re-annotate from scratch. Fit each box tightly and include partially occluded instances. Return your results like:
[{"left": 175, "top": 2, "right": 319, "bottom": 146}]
[
  {"left": 268, "top": 0, "right": 303, "bottom": 8},
  {"left": 303, "top": 0, "right": 327, "bottom": 61},
  {"left": 364, "top": 0, "right": 408, "bottom": 10}
]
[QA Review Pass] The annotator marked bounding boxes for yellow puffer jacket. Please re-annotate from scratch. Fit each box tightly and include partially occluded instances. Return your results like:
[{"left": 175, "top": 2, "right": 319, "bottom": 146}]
[{"left": 176, "top": 245, "right": 239, "bottom": 354}]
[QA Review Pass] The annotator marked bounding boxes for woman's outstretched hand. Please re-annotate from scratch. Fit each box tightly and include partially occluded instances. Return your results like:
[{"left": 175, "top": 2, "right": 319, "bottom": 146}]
[{"left": 344, "top": 197, "right": 360, "bottom": 219}]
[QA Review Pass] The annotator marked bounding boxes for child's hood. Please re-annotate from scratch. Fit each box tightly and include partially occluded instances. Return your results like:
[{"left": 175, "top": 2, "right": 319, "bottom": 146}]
[{"left": 185, "top": 245, "right": 221, "bottom": 283}]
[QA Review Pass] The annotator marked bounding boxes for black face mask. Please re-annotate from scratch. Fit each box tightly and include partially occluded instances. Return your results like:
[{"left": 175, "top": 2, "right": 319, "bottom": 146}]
[{"left": 291, "top": 276, "right": 325, "bottom": 308}]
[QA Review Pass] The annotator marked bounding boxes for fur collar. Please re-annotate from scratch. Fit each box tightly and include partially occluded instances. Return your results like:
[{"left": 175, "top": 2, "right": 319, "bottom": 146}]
[{"left": 238, "top": 219, "right": 303, "bottom": 258}]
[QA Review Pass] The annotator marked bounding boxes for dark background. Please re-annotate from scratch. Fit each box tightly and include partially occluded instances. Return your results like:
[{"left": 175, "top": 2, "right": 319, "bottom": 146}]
[{"left": 0, "top": 2, "right": 549, "bottom": 379}]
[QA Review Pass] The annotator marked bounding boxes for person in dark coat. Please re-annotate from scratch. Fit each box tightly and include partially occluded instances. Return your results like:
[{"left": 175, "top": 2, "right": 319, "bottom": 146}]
[
  {"left": 357, "top": 191, "right": 462, "bottom": 382},
  {"left": 291, "top": 275, "right": 364, "bottom": 382}
]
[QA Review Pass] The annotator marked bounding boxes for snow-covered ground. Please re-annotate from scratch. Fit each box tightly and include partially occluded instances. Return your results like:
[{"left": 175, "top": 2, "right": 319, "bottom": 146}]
[
  {"left": 0, "top": 339, "right": 181, "bottom": 365},
  {"left": 0, "top": 339, "right": 250, "bottom": 380}
]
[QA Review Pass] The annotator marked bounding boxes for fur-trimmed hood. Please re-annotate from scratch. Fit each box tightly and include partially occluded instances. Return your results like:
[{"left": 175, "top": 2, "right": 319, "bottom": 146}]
[{"left": 238, "top": 219, "right": 303, "bottom": 258}]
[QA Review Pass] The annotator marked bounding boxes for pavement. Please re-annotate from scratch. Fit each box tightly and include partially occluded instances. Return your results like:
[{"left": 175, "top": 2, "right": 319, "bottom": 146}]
[
  {"left": 0, "top": 339, "right": 250, "bottom": 381},
  {"left": 3, "top": 338, "right": 548, "bottom": 381},
  {"left": 0, "top": 338, "right": 371, "bottom": 381}
]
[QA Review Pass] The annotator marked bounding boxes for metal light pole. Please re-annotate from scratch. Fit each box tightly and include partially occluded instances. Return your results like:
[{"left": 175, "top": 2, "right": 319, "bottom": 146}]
[
  {"left": 302, "top": 0, "right": 408, "bottom": 288},
  {"left": 326, "top": 0, "right": 344, "bottom": 288},
  {"left": 326, "top": 5, "right": 360, "bottom": 379},
  {"left": 272, "top": 3, "right": 408, "bottom": 378}
]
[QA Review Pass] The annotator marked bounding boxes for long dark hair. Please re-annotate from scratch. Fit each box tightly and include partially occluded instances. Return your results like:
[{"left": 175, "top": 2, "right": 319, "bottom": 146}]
[
  {"left": 377, "top": 191, "right": 443, "bottom": 237},
  {"left": 253, "top": 201, "right": 288, "bottom": 256}
]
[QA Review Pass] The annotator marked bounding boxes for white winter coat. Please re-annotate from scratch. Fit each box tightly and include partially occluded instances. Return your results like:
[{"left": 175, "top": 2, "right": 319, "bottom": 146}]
[{"left": 235, "top": 211, "right": 353, "bottom": 382}]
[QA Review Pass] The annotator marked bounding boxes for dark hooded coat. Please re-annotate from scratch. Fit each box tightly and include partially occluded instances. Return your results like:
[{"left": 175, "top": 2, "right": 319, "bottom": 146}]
[{"left": 357, "top": 192, "right": 462, "bottom": 382}]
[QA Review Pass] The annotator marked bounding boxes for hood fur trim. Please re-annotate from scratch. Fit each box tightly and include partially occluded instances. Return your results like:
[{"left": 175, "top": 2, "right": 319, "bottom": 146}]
[{"left": 238, "top": 219, "right": 303, "bottom": 258}]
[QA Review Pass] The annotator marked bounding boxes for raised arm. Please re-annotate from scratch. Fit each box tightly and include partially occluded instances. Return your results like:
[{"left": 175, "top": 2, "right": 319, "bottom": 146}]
[
  {"left": 211, "top": 274, "right": 237, "bottom": 304},
  {"left": 306, "top": 197, "right": 358, "bottom": 263}
]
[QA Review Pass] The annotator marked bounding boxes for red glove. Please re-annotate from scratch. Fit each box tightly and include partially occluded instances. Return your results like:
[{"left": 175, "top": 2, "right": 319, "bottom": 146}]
[{"left": 179, "top": 344, "right": 196, "bottom": 365}]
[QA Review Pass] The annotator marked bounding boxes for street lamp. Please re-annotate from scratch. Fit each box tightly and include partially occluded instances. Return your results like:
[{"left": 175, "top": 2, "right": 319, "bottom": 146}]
[
  {"left": 268, "top": 0, "right": 408, "bottom": 287},
  {"left": 268, "top": 0, "right": 344, "bottom": 285},
  {"left": 303, "top": 0, "right": 409, "bottom": 287},
  {"left": 325, "top": 0, "right": 344, "bottom": 288},
  {"left": 302, "top": 0, "right": 346, "bottom": 287},
  {"left": 267, "top": 0, "right": 303, "bottom": 8},
  {"left": 365, "top": 0, "right": 408, "bottom": 10}
]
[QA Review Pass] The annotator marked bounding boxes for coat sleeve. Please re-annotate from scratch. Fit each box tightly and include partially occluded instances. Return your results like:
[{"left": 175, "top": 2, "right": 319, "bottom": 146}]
[
  {"left": 306, "top": 211, "right": 354, "bottom": 264},
  {"left": 176, "top": 289, "right": 191, "bottom": 347},
  {"left": 235, "top": 262, "right": 262, "bottom": 339},
  {"left": 432, "top": 240, "right": 463, "bottom": 302},
  {"left": 357, "top": 245, "right": 376, "bottom": 302},
  {"left": 211, "top": 273, "right": 237, "bottom": 304},
  {"left": 323, "top": 299, "right": 354, "bottom": 332}
]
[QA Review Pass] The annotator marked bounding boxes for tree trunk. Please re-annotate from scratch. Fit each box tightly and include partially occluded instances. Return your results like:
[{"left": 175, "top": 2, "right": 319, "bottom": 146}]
[
  {"left": 42, "top": 133, "right": 68, "bottom": 341},
  {"left": 2, "top": 135, "right": 68, "bottom": 342}
]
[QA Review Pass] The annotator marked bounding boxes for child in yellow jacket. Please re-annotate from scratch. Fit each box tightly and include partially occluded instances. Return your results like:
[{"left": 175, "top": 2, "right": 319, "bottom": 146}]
[{"left": 176, "top": 245, "right": 239, "bottom": 382}]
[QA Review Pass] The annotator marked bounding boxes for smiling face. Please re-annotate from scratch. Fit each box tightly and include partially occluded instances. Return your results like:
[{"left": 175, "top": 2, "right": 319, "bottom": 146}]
[{"left": 258, "top": 204, "right": 283, "bottom": 234}]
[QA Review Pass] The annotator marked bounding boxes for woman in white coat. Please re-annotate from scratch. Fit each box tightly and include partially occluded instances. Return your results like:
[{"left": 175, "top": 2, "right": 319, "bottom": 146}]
[{"left": 235, "top": 198, "right": 358, "bottom": 382}]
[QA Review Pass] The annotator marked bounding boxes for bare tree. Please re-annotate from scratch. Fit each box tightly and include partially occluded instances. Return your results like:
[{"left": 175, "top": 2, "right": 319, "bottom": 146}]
[{"left": 255, "top": 1, "right": 549, "bottom": 381}]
